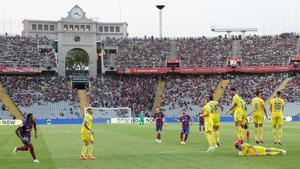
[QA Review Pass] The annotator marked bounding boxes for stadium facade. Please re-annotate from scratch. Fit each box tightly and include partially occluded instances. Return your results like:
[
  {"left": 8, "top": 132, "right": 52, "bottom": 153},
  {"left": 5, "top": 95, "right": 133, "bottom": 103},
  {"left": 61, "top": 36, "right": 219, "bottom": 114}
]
[{"left": 22, "top": 5, "right": 128, "bottom": 76}]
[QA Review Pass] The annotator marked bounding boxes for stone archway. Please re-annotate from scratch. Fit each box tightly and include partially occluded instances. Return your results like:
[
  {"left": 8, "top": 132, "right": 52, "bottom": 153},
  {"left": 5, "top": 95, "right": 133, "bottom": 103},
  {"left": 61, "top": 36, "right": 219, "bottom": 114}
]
[{"left": 65, "top": 48, "right": 89, "bottom": 74}]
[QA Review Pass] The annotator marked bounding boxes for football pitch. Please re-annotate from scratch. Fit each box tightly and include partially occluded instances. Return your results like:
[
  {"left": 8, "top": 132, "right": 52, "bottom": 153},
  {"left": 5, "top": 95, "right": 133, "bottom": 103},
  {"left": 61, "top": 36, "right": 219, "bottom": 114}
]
[{"left": 1, "top": 122, "right": 300, "bottom": 169}]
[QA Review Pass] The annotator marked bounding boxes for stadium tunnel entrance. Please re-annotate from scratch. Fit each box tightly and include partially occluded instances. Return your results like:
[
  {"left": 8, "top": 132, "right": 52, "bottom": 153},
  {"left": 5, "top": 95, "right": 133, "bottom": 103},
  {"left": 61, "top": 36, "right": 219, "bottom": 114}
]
[{"left": 65, "top": 48, "right": 90, "bottom": 77}]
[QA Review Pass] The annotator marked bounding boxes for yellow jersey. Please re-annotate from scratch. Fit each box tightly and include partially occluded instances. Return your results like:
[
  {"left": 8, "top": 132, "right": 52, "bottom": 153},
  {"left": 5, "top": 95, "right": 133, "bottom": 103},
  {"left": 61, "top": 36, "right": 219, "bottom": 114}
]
[
  {"left": 232, "top": 94, "right": 243, "bottom": 113},
  {"left": 239, "top": 143, "right": 266, "bottom": 156},
  {"left": 81, "top": 113, "right": 93, "bottom": 133},
  {"left": 208, "top": 100, "right": 219, "bottom": 114},
  {"left": 202, "top": 104, "right": 212, "bottom": 122},
  {"left": 270, "top": 97, "right": 285, "bottom": 115},
  {"left": 251, "top": 97, "right": 264, "bottom": 116}
]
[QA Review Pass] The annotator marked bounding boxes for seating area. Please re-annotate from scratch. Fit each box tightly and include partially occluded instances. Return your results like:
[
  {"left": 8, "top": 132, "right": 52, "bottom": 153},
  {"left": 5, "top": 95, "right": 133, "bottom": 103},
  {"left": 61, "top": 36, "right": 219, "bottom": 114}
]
[
  {"left": 88, "top": 76, "right": 157, "bottom": 115},
  {"left": 240, "top": 33, "right": 298, "bottom": 66},
  {"left": 282, "top": 75, "right": 300, "bottom": 102},
  {"left": 0, "top": 102, "right": 12, "bottom": 119},
  {"left": 0, "top": 36, "right": 56, "bottom": 68}
]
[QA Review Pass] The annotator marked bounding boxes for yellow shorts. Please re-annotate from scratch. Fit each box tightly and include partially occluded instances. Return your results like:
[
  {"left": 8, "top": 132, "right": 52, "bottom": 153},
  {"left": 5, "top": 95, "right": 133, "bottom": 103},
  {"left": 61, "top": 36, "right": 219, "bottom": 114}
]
[
  {"left": 272, "top": 114, "right": 283, "bottom": 126},
  {"left": 234, "top": 111, "right": 246, "bottom": 125},
  {"left": 212, "top": 113, "right": 220, "bottom": 127},
  {"left": 81, "top": 130, "right": 94, "bottom": 141},
  {"left": 253, "top": 113, "right": 263, "bottom": 125},
  {"left": 205, "top": 120, "right": 213, "bottom": 132}
]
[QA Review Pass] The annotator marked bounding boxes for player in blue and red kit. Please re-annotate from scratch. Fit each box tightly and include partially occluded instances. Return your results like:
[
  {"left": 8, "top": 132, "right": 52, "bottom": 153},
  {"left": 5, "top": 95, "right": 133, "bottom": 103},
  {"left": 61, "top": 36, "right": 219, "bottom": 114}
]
[
  {"left": 178, "top": 109, "right": 194, "bottom": 144},
  {"left": 13, "top": 113, "right": 39, "bottom": 163},
  {"left": 197, "top": 112, "right": 205, "bottom": 133},
  {"left": 153, "top": 107, "right": 165, "bottom": 143}
]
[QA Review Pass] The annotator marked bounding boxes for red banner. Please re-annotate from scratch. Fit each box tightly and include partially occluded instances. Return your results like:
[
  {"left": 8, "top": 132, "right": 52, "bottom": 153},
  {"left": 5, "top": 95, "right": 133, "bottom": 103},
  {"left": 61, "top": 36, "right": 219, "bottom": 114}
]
[
  {"left": 0, "top": 66, "right": 39, "bottom": 73},
  {"left": 117, "top": 66, "right": 297, "bottom": 74}
]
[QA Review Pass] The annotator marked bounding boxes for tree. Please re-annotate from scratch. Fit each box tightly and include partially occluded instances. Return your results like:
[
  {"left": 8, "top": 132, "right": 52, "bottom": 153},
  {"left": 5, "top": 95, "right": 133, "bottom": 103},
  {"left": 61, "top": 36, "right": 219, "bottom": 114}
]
[{"left": 66, "top": 49, "right": 89, "bottom": 70}]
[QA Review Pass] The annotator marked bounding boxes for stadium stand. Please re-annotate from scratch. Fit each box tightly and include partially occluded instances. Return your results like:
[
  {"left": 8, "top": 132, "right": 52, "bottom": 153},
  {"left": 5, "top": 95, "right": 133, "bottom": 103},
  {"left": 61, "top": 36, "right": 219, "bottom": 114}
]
[
  {"left": 0, "top": 102, "right": 12, "bottom": 119},
  {"left": 0, "top": 36, "right": 56, "bottom": 68}
]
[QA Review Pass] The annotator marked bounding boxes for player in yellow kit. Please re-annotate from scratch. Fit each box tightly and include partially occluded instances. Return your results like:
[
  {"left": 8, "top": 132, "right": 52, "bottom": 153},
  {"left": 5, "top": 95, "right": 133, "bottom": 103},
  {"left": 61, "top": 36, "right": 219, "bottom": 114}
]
[
  {"left": 270, "top": 91, "right": 285, "bottom": 145},
  {"left": 202, "top": 98, "right": 218, "bottom": 152},
  {"left": 208, "top": 95, "right": 223, "bottom": 147},
  {"left": 251, "top": 91, "right": 268, "bottom": 144},
  {"left": 227, "top": 88, "right": 245, "bottom": 141},
  {"left": 80, "top": 108, "right": 96, "bottom": 160},
  {"left": 240, "top": 98, "right": 248, "bottom": 141},
  {"left": 235, "top": 139, "right": 287, "bottom": 156}
]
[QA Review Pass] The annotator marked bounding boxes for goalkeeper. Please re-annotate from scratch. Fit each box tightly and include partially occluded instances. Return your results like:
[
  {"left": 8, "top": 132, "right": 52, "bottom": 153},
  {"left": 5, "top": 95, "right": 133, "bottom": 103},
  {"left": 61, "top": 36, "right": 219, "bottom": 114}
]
[{"left": 139, "top": 111, "right": 145, "bottom": 126}]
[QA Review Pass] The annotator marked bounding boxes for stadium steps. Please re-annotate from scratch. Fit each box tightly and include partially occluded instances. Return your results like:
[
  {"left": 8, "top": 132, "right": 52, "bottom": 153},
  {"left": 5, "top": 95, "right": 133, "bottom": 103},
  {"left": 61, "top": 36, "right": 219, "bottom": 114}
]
[
  {"left": 297, "top": 37, "right": 300, "bottom": 55},
  {"left": 67, "top": 81, "right": 72, "bottom": 91},
  {"left": 152, "top": 78, "right": 166, "bottom": 113},
  {"left": 169, "top": 40, "right": 177, "bottom": 59},
  {"left": 78, "top": 90, "right": 89, "bottom": 115},
  {"left": 213, "top": 80, "right": 230, "bottom": 101},
  {"left": 0, "top": 83, "right": 24, "bottom": 119},
  {"left": 231, "top": 40, "right": 241, "bottom": 57},
  {"left": 267, "top": 77, "right": 293, "bottom": 103}
]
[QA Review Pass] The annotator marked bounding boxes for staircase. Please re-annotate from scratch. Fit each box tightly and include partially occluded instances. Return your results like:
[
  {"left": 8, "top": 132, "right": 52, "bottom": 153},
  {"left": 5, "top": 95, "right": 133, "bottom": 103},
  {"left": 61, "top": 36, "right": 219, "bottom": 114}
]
[
  {"left": 169, "top": 40, "right": 177, "bottom": 59},
  {"left": 0, "top": 83, "right": 24, "bottom": 119},
  {"left": 213, "top": 80, "right": 230, "bottom": 101},
  {"left": 267, "top": 77, "right": 293, "bottom": 103},
  {"left": 296, "top": 37, "right": 300, "bottom": 55},
  {"left": 231, "top": 40, "right": 241, "bottom": 57},
  {"left": 152, "top": 78, "right": 166, "bottom": 113},
  {"left": 78, "top": 90, "right": 89, "bottom": 115}
]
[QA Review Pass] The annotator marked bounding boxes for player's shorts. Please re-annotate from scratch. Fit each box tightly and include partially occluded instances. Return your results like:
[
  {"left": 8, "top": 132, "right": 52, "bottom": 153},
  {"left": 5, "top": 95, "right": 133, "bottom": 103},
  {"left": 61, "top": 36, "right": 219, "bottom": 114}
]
[
  {"left": 181, "top": 127, "right": 190, "bottom": 134},
  {"left": 198, "top": 120, "right": 204, "bottom": 126},
  {"left": 156, "top": 125, "right": 163, "bottom": 132},
  {"left": 212, "top": 113, "right": 220, "bottom": 127},
  {"left": 253, "top": 113, "right": 263, "bottom": 125},
  {"left": 272, "top": 114, "right": 283, "bottom": 126},
  {"left": 234, "top": 111, "right": 246, "bottom": 125},
  {"left": 205, "top": 120, "right": 213, "bottom": 132},
  {"left": 81, "top": 131, "right": 94, "bottom": 142},
  {"left": 21, "top": 134, "right": 31, "bottom": 145}
]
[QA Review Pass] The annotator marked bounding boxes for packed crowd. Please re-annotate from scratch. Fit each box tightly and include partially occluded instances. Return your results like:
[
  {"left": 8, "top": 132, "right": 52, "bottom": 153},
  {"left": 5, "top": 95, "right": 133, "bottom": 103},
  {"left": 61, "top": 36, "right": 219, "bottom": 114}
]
[
  {"left": 176, "top": 36, "right": 232, "bottom": 67},
  {"left": 104, "top": 37, "right": 170, "bottom": 68},
  {"left": 161, "top": 75, "right": 221, "bottom": 111},
  {"left": 0, "top": 36, "right": 56, "bottom": 68},
  {"left": 282, "top": 75, "right": 300, "bottom": 102},
  {"left": 88, "top": 76, "right": 157, "bottom": 115},
  {"left": 219, "top": 73, "right": 287, "bottom": 105},
  {"left": 240, "top": 33, "right": 298, "bottom": 66},
  {"left": 0, "top": 76, "right": 77, "bottom": 107}
]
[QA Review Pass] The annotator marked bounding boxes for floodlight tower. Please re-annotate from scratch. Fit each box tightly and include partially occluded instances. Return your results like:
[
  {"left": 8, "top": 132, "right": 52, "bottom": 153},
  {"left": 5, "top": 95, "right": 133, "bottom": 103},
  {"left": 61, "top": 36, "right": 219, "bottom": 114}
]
[{"left": 156, "top": 4, "right": 165, "bottom": 38}]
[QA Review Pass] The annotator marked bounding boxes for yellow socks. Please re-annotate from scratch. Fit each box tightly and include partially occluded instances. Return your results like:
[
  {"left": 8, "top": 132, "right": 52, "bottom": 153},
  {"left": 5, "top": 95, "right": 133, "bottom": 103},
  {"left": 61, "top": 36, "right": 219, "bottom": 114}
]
[
  {"left": 259, "top": 127, "right": 264, "bottom": 140},
  {"left": 88, "top": 144, "right": 94, "bottom": 156},
  {"left": 254, "top": 128, "right": 258, "bottom": 140},
  {"left": 272, "top": 128, "right": 277, "bottom": 141},
  {"left": 236, "top": 126, "right": 242, "bottom": 139},
  {"left": 214, "top": 130, "right": 220, "bottom": 143},
  {"left": 278, "top": 128, "right": 282, "bottom": 141},
  {"left": 81, "top": 145, "right": 87, "bottom": 156},
  {"left": 206, "top": 133, "right": 212, "bottom": 146}
]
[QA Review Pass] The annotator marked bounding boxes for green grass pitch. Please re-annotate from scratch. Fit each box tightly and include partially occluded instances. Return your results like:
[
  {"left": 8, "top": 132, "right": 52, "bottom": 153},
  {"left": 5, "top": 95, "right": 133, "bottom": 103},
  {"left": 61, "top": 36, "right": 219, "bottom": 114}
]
[{"left": 0, "top": 122, "right": 300, "bottom": 169}]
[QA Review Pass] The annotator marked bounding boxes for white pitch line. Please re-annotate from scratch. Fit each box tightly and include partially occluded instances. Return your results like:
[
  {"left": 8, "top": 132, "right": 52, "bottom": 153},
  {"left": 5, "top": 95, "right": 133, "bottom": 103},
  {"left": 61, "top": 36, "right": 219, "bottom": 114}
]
[{"left": 159, "top": 149, "right": 207, "bottom": 154}]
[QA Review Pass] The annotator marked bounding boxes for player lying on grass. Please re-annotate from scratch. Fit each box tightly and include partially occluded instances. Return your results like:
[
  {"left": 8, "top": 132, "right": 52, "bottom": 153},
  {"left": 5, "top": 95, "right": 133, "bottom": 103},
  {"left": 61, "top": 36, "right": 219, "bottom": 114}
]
[
  {"left": 177, "top": 109, "right": 194, "bottom": 144},
  {"left": 153, "top": 107, "right": 165, "bottom": 143},
  {"left": 235, "top": 139, "right": 287, "bottom": 156},
  {"left": 13, "top": 113, "right": 39, "bottom": 163},
  {"left": 80, "top": 108, "right": 96, "bottom": 160}
]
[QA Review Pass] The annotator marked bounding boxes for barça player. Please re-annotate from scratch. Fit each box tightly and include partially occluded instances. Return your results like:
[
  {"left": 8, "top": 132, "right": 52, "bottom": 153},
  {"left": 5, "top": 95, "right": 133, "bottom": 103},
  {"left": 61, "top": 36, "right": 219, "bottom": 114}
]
[
  {"left": 251, "top": 90, "right": 268, "bottom": 144},
  {"left": 235, "top": 139, "right": 287, "bottom": 156},
  {"left": 208, "top": 95, "right": 223, "bottom": 146},
  {"left": 196, "top": 112, "right": 205, "bottom": 133},
  {"left": 80, "top": 108, "right": 96, "bottom": 160},
  {"left": 13, "top": 113, "right": 39, "bottom": 163},
  {"left": 153, "top": 107, "right": 165, "bottom": 143},
  {"left": 177, "top": 109, "right": 193, "bottom": 144},
  {"left": 202, "top": 98, "right": 218, "bottom": 152},
  {"left": 270, "top": 91, "right": 285, "bottom": 145}
]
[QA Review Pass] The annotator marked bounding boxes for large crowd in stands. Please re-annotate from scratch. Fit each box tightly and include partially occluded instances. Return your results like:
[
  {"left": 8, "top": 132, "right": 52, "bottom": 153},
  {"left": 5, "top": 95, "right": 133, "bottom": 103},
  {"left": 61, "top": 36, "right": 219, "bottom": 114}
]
[
  {"left": 161, "top": 75, "right": 221, "bottom": 110},
  {"left": 88, "top": 76, "right": 157, "bottom": 115},
  {"left": 282, "top": 75, "right": 300, "bottom": 102},
  {"left": 104, "top": 37, "right": 170, "bottom": 68},
  {"left": 0, "top": 76, "right": 77, "bottom": 107},
  {"left": 176, "top": 36, "right": 231, "bottom": 67},
  {"left": 240, "top": 33, "right": 298, "bottom": 66},
  {"left": 0, "top": 36, "right": 56, "bottom": 68},
  {"left": 219, "top": 73, "right": 287, "bottom": 105}
]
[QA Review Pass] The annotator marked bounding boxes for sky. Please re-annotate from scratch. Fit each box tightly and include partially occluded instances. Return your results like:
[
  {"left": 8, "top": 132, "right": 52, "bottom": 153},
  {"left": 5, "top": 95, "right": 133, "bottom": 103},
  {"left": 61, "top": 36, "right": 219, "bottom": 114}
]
[{"left": 0, "top": 0, "right": 300, "bottom": 37}]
